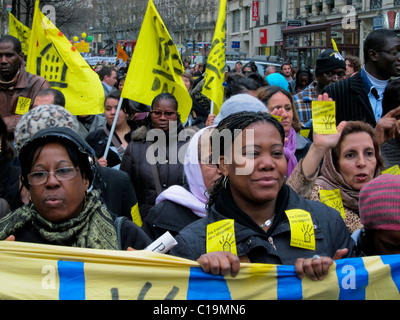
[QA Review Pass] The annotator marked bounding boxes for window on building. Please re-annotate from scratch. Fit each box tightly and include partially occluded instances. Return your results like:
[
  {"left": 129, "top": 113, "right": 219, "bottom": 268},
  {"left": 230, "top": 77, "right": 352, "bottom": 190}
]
[
  {"left": 245, "top": 6, "right": 250, "bottom": 30},
  {"left": 233, "top": 9, "right": 240, "bottom": 33}
]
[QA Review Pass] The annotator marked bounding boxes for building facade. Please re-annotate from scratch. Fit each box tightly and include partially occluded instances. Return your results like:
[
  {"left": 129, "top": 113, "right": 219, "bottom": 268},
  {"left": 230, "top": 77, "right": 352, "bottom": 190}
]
[{"left": 226, "top": 0, "right": 400, "bottom": 69}]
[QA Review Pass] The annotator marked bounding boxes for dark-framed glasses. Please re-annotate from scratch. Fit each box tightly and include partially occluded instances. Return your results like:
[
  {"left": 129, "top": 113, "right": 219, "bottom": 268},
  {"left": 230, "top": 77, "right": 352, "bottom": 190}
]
[
  {"left": 27, "top": 167, "right": 78, "bottom": 185},
  {"left": 150, "top": 110, "right": 177, "bottom": 119}
]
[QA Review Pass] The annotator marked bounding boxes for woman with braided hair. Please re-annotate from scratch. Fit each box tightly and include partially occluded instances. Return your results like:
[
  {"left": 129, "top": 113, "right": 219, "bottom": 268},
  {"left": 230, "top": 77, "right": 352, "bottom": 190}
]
[{"left": 170, "top": 111, "right": 356, "bottom": 280}]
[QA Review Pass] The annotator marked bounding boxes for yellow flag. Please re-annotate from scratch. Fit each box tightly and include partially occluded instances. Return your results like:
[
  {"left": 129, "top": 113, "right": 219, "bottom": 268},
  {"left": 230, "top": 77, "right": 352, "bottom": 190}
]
[
  {"left": 117, "top": 42, "right": 129, "bottom": 62},
  {"left": 121, "top": 0, "right": 191, "bottom": 123},
  {"left": 201, "top": 0, "right": 226, "bottom": 115},
  {"left": 8, "top": 13, "right": 31, "bottom": 55},
  {"left": 26, "top": 0, "right": 104, "bottom": 115}
]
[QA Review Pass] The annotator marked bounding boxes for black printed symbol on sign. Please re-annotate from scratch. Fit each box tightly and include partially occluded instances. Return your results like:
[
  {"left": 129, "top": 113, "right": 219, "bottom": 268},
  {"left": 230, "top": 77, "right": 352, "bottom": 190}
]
[
  {"left": 18, "top": 98, "right": 30, "bottom": 112},
  {"left": 219, "top": 233, "right": 235, "bottom": 253},
  {"left": 37, "top": 43, "right": 68, "bottom": 88},
  {"left": 301, "top": 224, "right": 314, "bottom": 243},
  {"left": 109, "top": 282, "right": 180, "bottom": 300},
  {"left": 323, "top": 114, "right": 334, "bottom": 130}
]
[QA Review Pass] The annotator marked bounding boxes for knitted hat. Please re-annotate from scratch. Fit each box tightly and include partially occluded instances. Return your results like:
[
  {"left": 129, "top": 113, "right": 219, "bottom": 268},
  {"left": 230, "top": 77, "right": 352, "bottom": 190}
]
[
  {"left": 14, "top": 104, "right": 79, "bottom": 155},
  {"left": 214, "top": 93, "right": 268, "bottom": 125},
  {"left": 265, "top": 73, "right": 289, "bottom": 91},
  {"left": 315, "top": 49, "right": 346, "bottom": 76},
  {"left": 359, "top": 174, "right": 400, "bottom": 231}
]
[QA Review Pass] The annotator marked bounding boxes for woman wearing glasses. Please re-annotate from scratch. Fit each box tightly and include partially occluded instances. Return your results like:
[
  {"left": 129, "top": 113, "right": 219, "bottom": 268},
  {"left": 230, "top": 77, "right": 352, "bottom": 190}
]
[
  {"left": 0, "top": 127, "right": 151, "bottom": 250},
  {"left": 120, "top": 93, "right": 197, "bottom": 220}
]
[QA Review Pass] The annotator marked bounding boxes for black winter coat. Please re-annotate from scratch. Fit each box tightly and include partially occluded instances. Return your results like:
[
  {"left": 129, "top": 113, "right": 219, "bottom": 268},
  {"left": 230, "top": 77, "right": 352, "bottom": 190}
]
[
  {"left": 120, "top": 124, "right": 194, "bottom": 219},
  {"left": 142, "top": 185, "right": 202, "bottom": 241},
  {"left": 170, "top": 184, "right": 357, "bottom": 265}
]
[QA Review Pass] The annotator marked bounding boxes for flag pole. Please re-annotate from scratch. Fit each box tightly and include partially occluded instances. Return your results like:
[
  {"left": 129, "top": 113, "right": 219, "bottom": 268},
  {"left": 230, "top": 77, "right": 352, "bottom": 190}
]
[
  {"left": 210, "top": 101, "right": 214, "bottom": 115},
  {"left": 103, "top": 97, "right": 123, "bottom": 159}
]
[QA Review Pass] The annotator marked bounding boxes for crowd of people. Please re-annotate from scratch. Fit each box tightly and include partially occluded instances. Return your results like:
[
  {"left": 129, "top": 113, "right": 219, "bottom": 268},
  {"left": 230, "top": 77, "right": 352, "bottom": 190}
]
[{"left": 0, "top": 28, "right": 399, "bottom": 284}]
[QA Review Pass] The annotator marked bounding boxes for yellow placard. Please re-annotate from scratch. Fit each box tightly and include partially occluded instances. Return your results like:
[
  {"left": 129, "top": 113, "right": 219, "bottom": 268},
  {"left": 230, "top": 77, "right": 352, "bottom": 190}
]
[
  {"left": 319, "top": 189, "right": 346, "bottom": 219},
  {"left": 206, "top": 219, "right": 237, "bottom": 255},
  {"left": 285, "top": 209, "right": 315, "bottom": 251},
  {"left": 15, "top": 96, "right": 31, "bottom": 115},
  {"left": 382, "top": 165, "right": 400, "bottom": 175},
  {"left": 272, "top": 114, "right": 282, "bottom": 122},
  {"left": 311, "top": 100, "right": 337, "bottom": 134},
  {"left": 300, "top": 129, "right": 310, "bottom": 138}
]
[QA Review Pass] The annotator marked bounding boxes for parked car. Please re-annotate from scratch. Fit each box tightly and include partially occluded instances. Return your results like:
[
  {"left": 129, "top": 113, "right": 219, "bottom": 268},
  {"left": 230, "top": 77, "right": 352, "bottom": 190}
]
[{"left": 226, "top": 59, "right": 282, "bottom": 76}]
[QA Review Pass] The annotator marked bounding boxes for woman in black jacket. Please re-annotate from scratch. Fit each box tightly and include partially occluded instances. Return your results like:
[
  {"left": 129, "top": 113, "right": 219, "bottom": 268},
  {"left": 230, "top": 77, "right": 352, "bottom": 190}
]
[
  {"left": 170, "top": 112, "right": 356, "bottom": 280},
  {"left": 120, "top": 93, "right": 197, "bottom": 220}
]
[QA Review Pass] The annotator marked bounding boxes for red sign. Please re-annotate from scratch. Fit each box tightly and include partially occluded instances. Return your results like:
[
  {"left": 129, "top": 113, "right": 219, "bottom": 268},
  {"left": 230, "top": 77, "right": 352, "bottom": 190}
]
[
  {"left": 100, "top": 49, "right": 105, "bottom": 55},
  {"left": 260, "top": 29, "right": 267, "bottom": 45},
  {"left": 252, "top": 1, "right": 259, "bottom": 21}
]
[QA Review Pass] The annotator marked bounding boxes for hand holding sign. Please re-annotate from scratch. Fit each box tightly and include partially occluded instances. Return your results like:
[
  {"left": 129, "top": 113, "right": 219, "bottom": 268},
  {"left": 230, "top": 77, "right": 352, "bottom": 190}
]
[{"left": 312, "top": 93, "right": 337, "bottom": 134}]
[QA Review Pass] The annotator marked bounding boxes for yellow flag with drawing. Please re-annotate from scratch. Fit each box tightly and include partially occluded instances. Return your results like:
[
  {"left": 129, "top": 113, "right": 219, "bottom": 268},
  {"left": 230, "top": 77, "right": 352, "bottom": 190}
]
[
  {"left": 121, "top": 0, "right": 191, "bottom": 123},
  {"left": 201, "top": 0, "right": 226, "bottom": 115},
  {"left": 206, "top": 219, "right": 237, "bottom": 255},
  {"left": 8, "top": 13, "right": 31, "bottom": 55},
  {"left": 26, "top": 0, "right": 104, "bottom": 115}
]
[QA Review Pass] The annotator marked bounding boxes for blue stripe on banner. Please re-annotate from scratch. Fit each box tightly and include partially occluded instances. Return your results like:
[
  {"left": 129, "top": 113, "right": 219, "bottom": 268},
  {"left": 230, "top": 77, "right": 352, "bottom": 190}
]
[
  {"left": 276, "top": 265, "right": 302, "bottom": 300},
  {"left": 380, "top": 255, "right": 400, "bottom": 294},
  {"left": 187, "top": 267, "right": 231, "bottom": 300},
  {"left": 335, "top": 257, "right": 368, "bottom": 300},
  {"left": 57, "top": 260, "right": 85, "bottom": 300}
]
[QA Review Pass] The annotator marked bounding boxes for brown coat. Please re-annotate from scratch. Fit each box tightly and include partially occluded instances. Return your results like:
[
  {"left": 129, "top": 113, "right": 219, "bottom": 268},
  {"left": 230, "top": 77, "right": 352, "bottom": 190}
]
[{"left": 0, "top": 65, "right": 50, "bottom": 135}]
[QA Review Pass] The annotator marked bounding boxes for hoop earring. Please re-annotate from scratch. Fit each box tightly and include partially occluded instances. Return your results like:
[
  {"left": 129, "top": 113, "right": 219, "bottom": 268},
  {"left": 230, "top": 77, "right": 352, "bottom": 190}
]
[{"left": 222, "top": 176, "right": 228, "bottom": 189}]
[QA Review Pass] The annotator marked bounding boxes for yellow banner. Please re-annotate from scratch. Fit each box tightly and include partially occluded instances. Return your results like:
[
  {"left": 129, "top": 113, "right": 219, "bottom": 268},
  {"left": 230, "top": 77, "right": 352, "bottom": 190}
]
[
  {"left": 121, "top": 0, "right": 191, "bottom": 123},
  {"left": 201, "top": 0, "right": 226, "bottom": 115},
  {"left": 1, "top": 241, "right": 400, "bottom": 300},
  {"left": 8, "top": 13, "right": 31, "bottom": 55},
  {"left": 26, "top": 0, "right": 104, "bottom": 116}
]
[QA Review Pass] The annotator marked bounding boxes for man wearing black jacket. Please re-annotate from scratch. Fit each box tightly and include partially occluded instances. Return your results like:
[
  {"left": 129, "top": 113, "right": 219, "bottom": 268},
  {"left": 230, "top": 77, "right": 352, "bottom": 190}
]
[{"left": 323, "top": 29, "right": 400, "bottom": 127}]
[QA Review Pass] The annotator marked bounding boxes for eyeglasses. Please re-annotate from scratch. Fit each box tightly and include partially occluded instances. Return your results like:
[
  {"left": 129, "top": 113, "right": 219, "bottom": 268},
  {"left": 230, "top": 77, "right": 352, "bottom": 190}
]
[
  {"left": 27, "top": 167, "right": 78, "bottom": 185},
  {"left": 323, "top": 71, "right": 346, "bottom": 80},
  {"left": 150, "top": 110, "right": 177, "bottom": 119},
  {"left": 377, "top": 49, "right": 400, "bottom": 57}
]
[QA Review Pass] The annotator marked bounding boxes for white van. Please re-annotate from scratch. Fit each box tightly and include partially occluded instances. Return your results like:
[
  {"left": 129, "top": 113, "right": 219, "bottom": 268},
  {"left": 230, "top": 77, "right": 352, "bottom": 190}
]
[{"left": 226, "top": 59, "right": 282, "bottom": 76}]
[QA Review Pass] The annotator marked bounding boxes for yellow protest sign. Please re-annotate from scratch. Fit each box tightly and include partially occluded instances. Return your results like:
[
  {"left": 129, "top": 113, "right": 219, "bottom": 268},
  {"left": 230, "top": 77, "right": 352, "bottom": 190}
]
[
  {"left": 26, "top": 0, "right": 104, "bottom": 116},
  {"left": 311, "top": 100, "right": 337, "bottom": 134},
  {"left": 206, "top": 219, "right": 237, "bottom": 255},
  {"left": 121, "top": 0, "right": 191, "bottom": 123},
  {"left": 300, "top": 129, "right": 310, "bottom": 138},
  {"left": 201, "top": 0, "right": 226, "bottom": 115},
  {"left": 382, "top": 165, "right": 400, "bottom": 175},
  {"left": 8, "top": 13, "right": 31, "bottom": 55},
  {"left": 319, "top": 189, "right": 346, "bottom": 219},
  {"left": 285, "top": 209, "right": 315, "bottom": 251},
  {"left": 15, "top": 96, "right": 31, "bottom": 115}
]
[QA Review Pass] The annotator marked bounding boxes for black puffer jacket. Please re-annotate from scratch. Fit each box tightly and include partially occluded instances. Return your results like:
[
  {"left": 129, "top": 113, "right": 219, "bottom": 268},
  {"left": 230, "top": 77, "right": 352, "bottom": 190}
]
[
  {"left": 170, "top": 184, "right": 357, "bottom": 264},
  {"left": 120, "top": 124, "right": 196, "bottom": 220}
]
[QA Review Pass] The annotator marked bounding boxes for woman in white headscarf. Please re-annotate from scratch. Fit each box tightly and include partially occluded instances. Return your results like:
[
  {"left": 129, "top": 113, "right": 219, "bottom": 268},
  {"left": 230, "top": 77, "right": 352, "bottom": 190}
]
[{"left": 141, "top": 126, "right": 222, "bottom": 240}]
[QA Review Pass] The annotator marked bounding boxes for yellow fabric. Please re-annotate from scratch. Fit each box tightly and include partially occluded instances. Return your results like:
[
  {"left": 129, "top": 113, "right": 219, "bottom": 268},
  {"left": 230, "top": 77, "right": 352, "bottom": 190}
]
[
  {"left": 121, "top": 0, "right": 191, "bottom": 123},
  {"left": 26, "top": 0, "right": 104, "bottom": 115},
  {"left": 1, "top": 241, "right": 400, "bottom": 300},
  {"left": 8, "top": 13, "right": 31, "bottom": 55},
  {"left": 201, "top": 0, "right": 226, "bottom": 115}
]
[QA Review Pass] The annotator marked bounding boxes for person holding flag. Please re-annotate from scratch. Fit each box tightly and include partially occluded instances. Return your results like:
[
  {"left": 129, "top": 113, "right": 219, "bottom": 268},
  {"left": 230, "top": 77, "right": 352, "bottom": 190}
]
[{"left": 0, "top": 35, "right": 50, "bottom": 140}]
